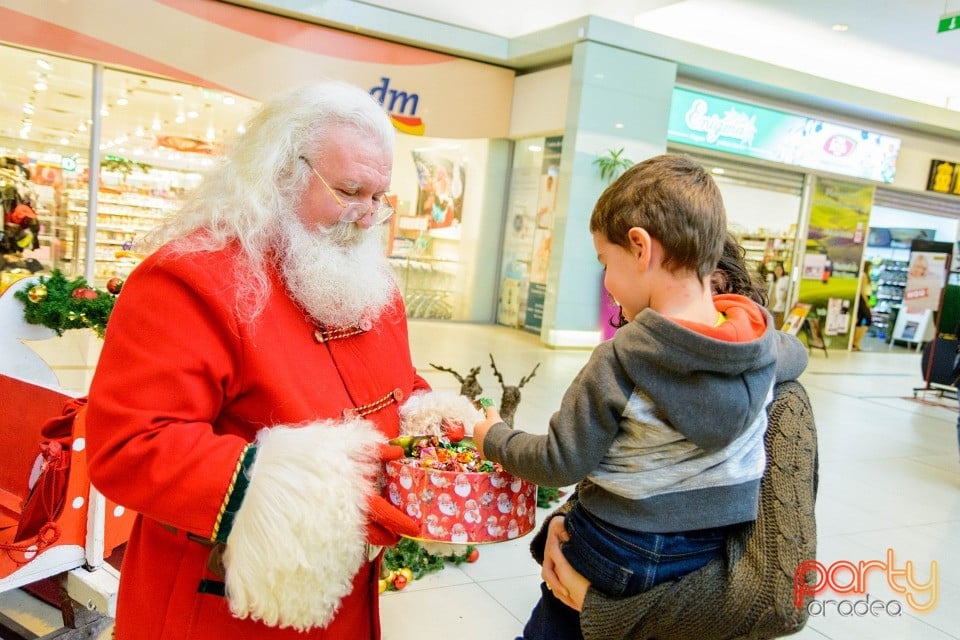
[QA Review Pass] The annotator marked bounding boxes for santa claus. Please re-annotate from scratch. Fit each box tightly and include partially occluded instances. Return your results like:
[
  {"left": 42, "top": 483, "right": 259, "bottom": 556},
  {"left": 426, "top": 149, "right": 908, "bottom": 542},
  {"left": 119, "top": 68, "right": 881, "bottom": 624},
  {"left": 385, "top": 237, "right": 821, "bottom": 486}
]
[{"left": 85, "top": 81, "right": 470, "bottom": 639}]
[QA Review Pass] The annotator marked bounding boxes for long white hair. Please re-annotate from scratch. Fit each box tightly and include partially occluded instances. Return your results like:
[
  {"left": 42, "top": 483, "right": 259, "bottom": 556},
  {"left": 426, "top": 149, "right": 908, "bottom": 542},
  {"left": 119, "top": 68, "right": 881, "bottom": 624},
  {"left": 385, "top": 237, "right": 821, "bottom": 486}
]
[{"left": 143, "top": 80, "right": 395, "bottom": 321}]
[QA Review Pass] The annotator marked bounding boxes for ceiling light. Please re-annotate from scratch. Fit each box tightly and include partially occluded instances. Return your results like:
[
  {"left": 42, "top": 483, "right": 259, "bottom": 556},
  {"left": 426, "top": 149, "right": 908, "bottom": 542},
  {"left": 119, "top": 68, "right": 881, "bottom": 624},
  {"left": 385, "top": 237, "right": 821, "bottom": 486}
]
[
  {"left": 528, "top": 145, "right": 543, "bottom": 152},
  {"left": 135, "top": 126, "right": 145, "bottom": 137},
  {"left": 152, "top": 117, "right": 162, "bottom": 131},
  {"left": 205, "top": 125, "right": 216, "bottom": 141},
  {"left": 711, "top": 167, "right": 726, "bottom": 175},
  {"left": 223, "top": 96, "right": 235, "bottom": 105},
  {"left": 614, "top": 123, "right": 624, "bottom": 129},
  {"left": 175, "top": 114, "right": 186, "bottom": 124},
  {"left": 187, "top": 110, "right": 199, "bottom": 119},
  {"left": 22, "top": 104, "right": 34, "bottom": 115},
  {"left": 36, "top": 59, "right": 52, "bottom": 71},
  {"left": 59, "top": 137, "right": 70, "bottom": 145},
  {"left": 117, "top": 96, "right": 128, "bottom": 106},
  {"left": 236, "top": 123, "right": 246, "bottom": 134},
  {"left": 101, "top": 106, "right": 110, "bottom": 117},
  {"left": 832, "top": 24, "right": 848, "bottom": 32},
  {"left": 33, "top": 80, "right": 47, "bottom": 91},
  {"left": 77, "top": 122, "right": 87, "bottom": 132}
]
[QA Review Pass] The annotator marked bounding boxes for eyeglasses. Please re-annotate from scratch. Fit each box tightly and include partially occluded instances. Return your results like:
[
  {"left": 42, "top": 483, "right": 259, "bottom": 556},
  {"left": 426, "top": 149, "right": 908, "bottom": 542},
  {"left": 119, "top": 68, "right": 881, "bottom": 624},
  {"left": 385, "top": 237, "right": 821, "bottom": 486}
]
[{"left": 299, "top": 156, "right": 394, "bottom": 225}]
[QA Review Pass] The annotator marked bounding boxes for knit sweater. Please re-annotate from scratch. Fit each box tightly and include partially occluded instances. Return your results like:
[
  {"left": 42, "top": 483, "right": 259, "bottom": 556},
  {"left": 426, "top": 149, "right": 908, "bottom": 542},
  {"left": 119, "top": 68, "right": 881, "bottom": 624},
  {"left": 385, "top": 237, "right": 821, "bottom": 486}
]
[{"left": 530, "top": 380, "right": 819, "bottom": 640}]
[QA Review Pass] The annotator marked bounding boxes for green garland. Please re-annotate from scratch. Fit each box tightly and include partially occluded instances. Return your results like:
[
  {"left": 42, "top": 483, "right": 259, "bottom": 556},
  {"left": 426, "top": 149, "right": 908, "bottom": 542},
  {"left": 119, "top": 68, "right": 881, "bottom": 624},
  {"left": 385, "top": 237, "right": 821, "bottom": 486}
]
[
  {"left": 383, "top": 538, "right": 478, "bottom": 579},
  {"left": 14, "top": 270, "right": 117, "bottom": 338}
]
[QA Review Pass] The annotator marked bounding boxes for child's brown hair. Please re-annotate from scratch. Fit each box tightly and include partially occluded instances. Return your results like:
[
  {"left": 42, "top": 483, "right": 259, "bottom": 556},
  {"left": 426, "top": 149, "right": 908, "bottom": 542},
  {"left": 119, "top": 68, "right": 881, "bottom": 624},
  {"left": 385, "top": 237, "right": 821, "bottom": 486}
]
[{"left": 589, "top": 154, "right": 726, "bottom": 280}]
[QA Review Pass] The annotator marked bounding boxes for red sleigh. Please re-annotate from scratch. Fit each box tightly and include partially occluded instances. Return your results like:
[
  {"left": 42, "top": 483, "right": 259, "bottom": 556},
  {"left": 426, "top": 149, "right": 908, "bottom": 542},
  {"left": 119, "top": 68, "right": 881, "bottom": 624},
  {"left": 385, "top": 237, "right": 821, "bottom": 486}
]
[{"left": 0, "top": 277, "right": 134, "bottom": 634}]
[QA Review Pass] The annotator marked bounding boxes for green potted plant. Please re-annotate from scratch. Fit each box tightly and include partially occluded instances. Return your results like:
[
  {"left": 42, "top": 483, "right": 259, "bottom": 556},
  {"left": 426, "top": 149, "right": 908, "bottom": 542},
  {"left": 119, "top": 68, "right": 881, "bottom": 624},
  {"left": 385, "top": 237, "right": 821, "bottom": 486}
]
[{"left": 594, "top": 147, "right": 634, "bottom": 183}]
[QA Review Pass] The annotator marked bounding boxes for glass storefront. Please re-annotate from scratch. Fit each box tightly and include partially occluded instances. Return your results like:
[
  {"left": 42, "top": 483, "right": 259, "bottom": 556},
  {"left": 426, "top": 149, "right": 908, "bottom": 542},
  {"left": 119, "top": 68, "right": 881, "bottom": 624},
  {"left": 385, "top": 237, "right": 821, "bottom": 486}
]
[
  {"left": 0, "top": 43, "right": 259, "bottom": 287},
  {"left": 1, "top": 42, "right": 496, "bottom": 322}
]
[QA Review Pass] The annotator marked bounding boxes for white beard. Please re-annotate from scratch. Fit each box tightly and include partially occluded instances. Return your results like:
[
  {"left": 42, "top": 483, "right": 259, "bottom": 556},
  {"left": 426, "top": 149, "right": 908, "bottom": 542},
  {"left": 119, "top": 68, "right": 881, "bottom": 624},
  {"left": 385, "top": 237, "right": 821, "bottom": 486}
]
[{"left": 277, "top": 218, "right": 397, "bottom": 328}]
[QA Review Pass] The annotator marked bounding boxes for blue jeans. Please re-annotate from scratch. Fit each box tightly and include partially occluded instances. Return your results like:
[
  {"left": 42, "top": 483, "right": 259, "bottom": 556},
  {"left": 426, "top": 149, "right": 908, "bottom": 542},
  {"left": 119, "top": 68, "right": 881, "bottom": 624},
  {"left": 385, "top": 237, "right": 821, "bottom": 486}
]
[{"left": 521, "top": 502, "right": 727, "bottom": 640}]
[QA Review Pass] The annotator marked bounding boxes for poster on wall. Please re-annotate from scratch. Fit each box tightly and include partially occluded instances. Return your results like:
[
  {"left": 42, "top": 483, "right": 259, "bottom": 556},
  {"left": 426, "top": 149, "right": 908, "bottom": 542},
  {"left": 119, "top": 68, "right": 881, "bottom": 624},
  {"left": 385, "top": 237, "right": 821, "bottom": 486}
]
[
  {"left": 497, "top": 135, "right": 563, "bottom": 330},
  {"left": 796, "top": 178, "right": 874, "bottom": 347},
  {"left": 825, "top": 297, "right": 851, "bottom": 335},
  {"left": 902, "top": 242, "right": 952, "bottom": 312},
  {"left": 497, "top": 165, "right": 539, "bottom": 328},
  {"left": 412, "top": 151, "right": 465, "bottom": 229}
]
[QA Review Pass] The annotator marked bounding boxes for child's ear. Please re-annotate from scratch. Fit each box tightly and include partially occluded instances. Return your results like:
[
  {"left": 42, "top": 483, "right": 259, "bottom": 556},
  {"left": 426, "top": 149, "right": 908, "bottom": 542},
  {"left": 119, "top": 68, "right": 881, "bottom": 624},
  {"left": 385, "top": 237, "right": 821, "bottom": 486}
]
[{"left": 628, "top": 227, "right": 652, "bottom": 269}]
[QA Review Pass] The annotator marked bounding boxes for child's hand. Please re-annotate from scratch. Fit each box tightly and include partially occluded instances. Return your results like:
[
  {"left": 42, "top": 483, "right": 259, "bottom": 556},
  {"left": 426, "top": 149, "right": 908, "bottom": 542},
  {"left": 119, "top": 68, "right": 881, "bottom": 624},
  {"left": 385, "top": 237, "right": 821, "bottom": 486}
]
[{"left": 471, "top": 405, "right": 503, "bottom": 458}]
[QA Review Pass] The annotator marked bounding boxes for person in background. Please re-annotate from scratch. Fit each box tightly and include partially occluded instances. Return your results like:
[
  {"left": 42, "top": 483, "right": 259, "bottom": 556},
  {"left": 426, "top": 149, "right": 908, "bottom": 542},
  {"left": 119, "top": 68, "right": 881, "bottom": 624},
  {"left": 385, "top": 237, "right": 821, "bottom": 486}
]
[
  {"left": 853, "top": 260, "right": 873, "bottom": 350},
  {"left": 83, "top": 81, "right": 468, "bottom": 639},
  {"left": 473, "top": 155, "right": 803, "bottom": 640},
  {"left": 770, "top": 262, "right": 790, "bottom": 329}
]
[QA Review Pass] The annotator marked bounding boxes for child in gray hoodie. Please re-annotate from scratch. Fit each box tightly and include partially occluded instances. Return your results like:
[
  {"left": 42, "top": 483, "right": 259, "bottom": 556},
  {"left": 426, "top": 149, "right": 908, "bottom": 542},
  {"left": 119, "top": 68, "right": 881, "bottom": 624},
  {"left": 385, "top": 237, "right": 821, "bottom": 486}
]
[{"left": 473, "top": 154, "right": 807, "bottom": 640}]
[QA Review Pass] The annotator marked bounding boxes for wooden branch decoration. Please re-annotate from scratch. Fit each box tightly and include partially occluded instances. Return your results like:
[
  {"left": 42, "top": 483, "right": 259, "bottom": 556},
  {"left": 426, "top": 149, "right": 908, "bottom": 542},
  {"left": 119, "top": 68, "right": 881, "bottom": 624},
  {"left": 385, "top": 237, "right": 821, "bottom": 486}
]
[
  {"left": 488, "top": 354, "right": 540, "bottom": 428},
  {"left": 429, "top": 362, "right": 484, "bottom": 400}
]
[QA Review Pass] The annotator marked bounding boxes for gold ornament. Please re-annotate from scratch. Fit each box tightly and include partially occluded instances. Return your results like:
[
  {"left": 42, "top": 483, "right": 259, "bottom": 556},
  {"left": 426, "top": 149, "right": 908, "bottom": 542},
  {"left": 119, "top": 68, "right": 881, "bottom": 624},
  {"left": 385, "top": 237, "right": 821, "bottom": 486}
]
[{"left": 27, "top": 284, "right": 48, "bottom": 303}]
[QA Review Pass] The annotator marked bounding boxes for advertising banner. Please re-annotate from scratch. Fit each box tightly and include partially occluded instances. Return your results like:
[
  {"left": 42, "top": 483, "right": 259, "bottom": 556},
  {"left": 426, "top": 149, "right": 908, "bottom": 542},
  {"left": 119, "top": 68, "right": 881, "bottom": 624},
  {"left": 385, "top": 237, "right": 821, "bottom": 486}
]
[
  {"left": 667, "top": 87, "right": 901, "bottom": 183},
  {"left": 797, "top": 179, "right": 875, "bottom": 346}
]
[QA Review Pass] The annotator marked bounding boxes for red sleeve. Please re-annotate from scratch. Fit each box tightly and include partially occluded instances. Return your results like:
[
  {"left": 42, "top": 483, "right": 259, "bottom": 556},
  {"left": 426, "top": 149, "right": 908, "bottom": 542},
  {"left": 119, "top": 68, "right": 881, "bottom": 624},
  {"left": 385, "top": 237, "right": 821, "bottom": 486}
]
[{"left": 85, "top": 251, "right": 249, "bottom": 538}]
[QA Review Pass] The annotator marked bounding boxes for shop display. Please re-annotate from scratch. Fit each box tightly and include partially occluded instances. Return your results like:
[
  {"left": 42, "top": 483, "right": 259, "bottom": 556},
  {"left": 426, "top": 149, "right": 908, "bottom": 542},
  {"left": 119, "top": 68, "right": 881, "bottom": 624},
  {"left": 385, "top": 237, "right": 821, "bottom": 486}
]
[
  {"left": 1, "top": 157, "right": 53, "bottom": 275},
  {"left": 59, "top": 168, "right": 192, "bottom": 285},
  {"left": 736, "top": 232, "right": 794, "bottom": 281},
  {"left": 388, "top": 215, "right": 462, "bottom": 319},
  {"left": 870, "top": 259, "right": 907, "bottom": 339},
  {"left": 382, "top": 435, "right": 536, "bottom": 544}
]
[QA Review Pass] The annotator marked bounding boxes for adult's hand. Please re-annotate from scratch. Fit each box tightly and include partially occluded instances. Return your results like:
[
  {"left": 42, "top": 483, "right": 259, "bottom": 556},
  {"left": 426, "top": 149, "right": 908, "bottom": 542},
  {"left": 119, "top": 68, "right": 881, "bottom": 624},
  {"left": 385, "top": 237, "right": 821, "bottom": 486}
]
[
  {"left": 541, "top": 516, "right": 590, "bottom": 611},
  {"left": 366, "top": 443, "right": 419, "bottom": 545}
]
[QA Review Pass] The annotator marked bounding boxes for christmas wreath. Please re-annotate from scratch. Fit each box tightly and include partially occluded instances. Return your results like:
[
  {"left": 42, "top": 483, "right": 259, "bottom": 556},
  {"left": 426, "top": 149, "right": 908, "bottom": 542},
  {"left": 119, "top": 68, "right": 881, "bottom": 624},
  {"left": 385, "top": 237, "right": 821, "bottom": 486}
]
[{"left": 14, "top": 270, "right": 122, "bottom": 338}]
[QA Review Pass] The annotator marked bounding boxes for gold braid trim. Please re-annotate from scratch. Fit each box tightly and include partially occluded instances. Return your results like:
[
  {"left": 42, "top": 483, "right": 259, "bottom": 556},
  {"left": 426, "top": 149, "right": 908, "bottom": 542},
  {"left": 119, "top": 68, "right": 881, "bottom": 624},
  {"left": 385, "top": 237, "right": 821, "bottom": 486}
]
[{"left": 211, "top": 443, "right": 256, "bottom": 543}]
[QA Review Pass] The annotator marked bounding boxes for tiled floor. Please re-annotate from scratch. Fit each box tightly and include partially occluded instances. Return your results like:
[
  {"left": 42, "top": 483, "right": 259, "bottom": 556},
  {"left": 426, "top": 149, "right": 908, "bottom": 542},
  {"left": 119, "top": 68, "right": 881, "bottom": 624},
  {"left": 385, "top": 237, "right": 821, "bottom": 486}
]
[{"left": 2, "top": 321, "right": 959, "bottom": 639}]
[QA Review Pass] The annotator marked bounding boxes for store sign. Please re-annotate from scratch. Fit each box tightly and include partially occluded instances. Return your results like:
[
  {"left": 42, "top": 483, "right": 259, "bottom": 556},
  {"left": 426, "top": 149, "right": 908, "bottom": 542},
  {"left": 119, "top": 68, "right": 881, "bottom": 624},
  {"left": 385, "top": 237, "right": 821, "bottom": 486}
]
[
  {"left": 938, "top": 11, "right": 960, "bottom": 33},
  {"left": 926, "top": 159, "right": 960, "bottom": 196},
  {"left": 370, "top": 77, "right": 425, "bottom": 136},
  {"left": 667, "top": 88, "right": 901, "bottom": 183}
]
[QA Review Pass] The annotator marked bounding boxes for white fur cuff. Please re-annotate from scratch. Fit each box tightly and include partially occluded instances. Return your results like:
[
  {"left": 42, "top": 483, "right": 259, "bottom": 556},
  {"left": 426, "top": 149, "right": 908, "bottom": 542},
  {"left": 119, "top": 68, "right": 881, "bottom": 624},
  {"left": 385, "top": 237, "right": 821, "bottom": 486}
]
[
  {"left": 223, "top": 417, "right": 382, "bottom": 630},
  {"left": 400, "top": 390, "right": 483, "bottom": 437}
]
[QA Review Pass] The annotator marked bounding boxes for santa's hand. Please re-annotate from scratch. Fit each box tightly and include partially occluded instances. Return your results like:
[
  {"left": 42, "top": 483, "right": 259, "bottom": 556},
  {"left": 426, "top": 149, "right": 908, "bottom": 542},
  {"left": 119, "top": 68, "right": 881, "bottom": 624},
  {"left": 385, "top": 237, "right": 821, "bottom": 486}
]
[
  {"left": 366, "top": 495, "right": 418, "bottom": 546},
  {"left": 366, "top": 442, "right": 418, "bottom": 545},
  {"left": 377, "top": 441, "right": 405, "bottom": 463},
  {"left": 441, "top": 417, "right": 465, "bottom": 442}
]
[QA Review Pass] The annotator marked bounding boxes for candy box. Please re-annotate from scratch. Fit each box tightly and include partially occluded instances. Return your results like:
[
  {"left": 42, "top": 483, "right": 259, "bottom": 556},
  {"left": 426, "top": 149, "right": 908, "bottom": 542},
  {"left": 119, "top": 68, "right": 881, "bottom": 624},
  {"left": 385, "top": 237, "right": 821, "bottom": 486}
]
[{"left": 382, "top": 437, "right": 536, "bottom": 544}]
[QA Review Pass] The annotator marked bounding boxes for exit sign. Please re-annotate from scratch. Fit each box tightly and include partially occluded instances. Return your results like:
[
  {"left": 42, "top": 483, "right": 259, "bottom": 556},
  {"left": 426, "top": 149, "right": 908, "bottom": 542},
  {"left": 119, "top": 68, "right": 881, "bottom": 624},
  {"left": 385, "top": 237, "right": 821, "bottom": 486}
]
[{"left": 938, "top": 11, "right": 960, "bottom": 33}]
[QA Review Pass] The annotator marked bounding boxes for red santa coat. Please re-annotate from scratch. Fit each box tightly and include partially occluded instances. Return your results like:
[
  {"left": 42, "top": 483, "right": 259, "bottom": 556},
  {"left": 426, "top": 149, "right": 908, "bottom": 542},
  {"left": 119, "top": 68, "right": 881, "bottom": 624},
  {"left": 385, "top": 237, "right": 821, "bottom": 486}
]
[{"left": 85, "top": 242, "right": 429, "bottom": 639}]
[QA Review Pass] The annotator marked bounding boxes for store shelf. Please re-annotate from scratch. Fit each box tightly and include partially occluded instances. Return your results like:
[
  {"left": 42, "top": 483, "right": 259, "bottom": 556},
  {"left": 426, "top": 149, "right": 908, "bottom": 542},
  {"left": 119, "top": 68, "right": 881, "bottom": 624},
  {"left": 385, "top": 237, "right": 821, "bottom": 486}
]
[
  {"left": 60, "top": 187, "right": 181, "bottom": 285},
  {"left": 735, "top": 233, "right": 795, "bottom": 278},
  {"left": 868, "top": 260, "right": 907, "bottom": 340}
]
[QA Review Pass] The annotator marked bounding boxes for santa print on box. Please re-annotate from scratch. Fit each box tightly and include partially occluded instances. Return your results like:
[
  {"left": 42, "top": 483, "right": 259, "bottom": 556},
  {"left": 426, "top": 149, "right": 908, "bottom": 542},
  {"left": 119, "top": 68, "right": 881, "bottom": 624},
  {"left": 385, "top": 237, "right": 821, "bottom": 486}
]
[{"left": 384, "top": 456, "right": 536, "bottom": 544}]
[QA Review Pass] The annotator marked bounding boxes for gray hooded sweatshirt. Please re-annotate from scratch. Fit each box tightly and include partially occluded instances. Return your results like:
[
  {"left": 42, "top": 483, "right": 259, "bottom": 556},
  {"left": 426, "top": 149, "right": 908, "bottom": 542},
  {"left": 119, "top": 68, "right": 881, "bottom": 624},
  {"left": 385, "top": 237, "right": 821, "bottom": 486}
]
[{"left": 482, "top": 296, "right": 808, "bottom": 533}]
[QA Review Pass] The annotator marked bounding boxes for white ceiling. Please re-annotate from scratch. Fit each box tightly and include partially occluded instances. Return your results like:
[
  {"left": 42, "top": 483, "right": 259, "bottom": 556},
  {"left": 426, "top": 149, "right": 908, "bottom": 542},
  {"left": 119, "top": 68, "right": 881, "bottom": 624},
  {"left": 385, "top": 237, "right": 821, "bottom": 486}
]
[
  {"left": 0, "top": 44, "right": 261, "bottom": 172},
  {"left": 359, "top": 0, "right": 960, "bottom": 112}
]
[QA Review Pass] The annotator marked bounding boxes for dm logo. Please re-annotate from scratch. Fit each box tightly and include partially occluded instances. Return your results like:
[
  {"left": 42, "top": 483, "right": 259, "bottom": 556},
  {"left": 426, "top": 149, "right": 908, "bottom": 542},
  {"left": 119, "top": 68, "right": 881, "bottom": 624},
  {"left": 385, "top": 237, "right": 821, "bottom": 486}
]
[{"left": 370, "top": 77, "right": 425, "bottom": 136}]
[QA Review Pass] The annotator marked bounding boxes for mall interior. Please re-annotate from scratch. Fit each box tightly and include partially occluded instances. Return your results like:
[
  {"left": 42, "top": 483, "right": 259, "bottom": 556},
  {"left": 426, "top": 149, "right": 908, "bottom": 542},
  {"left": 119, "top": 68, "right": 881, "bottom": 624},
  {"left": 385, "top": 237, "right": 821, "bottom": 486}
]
[{"left": 0, "top": 1, "right": 958, "bottom": 638}]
